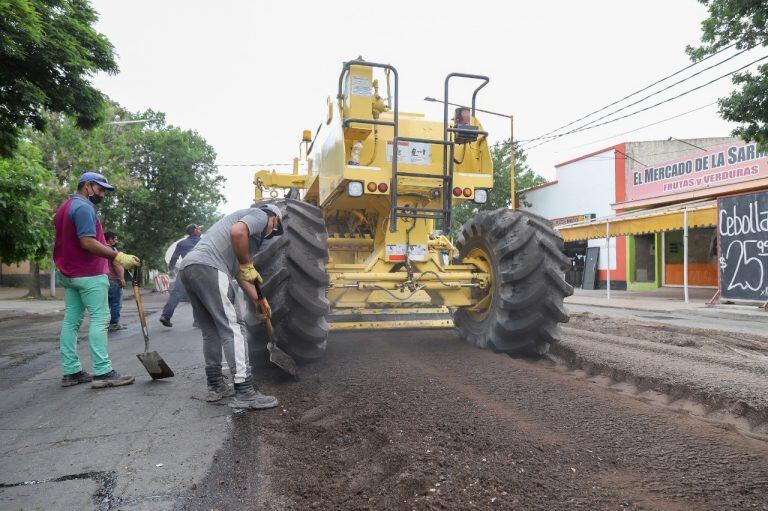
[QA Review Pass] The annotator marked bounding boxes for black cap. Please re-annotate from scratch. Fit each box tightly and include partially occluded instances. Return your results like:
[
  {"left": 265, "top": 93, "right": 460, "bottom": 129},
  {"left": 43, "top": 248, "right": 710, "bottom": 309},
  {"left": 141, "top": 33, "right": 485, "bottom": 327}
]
[{"left": 186, "top": 224, "right": 200, "bottom": 235}]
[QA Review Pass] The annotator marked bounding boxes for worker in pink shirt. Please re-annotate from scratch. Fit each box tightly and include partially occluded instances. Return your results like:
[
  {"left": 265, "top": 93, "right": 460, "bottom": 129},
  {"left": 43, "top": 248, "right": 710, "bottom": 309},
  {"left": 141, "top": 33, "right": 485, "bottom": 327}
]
[{"left": 53, "top": 172, "right": 141, "bottom": 388}]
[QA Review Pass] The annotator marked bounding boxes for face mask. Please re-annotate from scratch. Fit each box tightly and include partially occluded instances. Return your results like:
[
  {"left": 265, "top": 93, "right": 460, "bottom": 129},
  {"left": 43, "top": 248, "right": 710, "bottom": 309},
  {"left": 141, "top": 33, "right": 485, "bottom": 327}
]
[{"left": 87, "top": 184, "right": 103, "bottom": 205}]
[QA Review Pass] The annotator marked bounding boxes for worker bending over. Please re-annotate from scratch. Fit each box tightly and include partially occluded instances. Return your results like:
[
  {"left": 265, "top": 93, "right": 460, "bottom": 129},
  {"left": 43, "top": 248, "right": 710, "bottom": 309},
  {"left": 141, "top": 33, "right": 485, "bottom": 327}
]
[{"left": 179, "top": 204, "right": 283, "bottom": 409}]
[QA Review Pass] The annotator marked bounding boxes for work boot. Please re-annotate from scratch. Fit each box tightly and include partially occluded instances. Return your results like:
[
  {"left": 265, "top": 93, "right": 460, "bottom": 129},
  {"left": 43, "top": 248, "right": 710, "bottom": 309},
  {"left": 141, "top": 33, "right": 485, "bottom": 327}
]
[
  {"left": 204, "top": 367, "right": 231, "bottom": 402},
  {"left": 159, "top": 316, "right": 172, "bottom": 328},
  {"left": 61, "top": 370, "right": 93, "bottom": 387},
  {"left": 108, "top": 323, "right": 127, "bottom": 332},
  {"left": 205, "top": 382, "right": 235, "bottom": 402},
  {"left": 229, "top": 380, "right": 278, "bottom": 410},
  {"left": 91, "top": 370, "right": 135, "bottom": 389}
]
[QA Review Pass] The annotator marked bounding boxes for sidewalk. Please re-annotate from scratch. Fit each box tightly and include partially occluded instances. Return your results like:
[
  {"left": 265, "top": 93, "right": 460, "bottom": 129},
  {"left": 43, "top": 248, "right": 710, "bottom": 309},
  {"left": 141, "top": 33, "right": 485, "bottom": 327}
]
[
  {"left": 0, "top": 285, "right": 147, "bottom": 322},
  {"left": 0, "top": 286, "right": 65, "bottom": 320},
  {"left": 566, "top": 287, "right": 768, "bottom": 320}
]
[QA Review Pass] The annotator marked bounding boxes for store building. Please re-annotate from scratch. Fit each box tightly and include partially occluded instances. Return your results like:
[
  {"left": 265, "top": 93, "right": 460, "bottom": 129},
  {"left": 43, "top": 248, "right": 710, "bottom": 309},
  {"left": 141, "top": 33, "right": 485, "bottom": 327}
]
[{"left": 520, "top": 137, "right": 768, "bottom": 294}]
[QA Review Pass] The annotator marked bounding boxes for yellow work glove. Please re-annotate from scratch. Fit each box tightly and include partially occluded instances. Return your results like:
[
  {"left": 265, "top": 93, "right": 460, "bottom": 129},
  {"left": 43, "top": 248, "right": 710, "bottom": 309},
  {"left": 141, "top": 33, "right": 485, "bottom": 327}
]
[
  {"left": 114, "top": 251, "right": 141, "bottom": 270},
  {"left": 238, "top": 263, "right": 263, "bottom": 284}
]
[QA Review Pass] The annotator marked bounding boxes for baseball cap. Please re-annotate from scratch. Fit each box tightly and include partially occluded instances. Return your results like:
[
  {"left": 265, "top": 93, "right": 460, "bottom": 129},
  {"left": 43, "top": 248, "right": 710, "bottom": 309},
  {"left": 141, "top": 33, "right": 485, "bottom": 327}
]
[
  {"left": 186, "top": 224, "right": 202, "bottom": 235},
  {"left": 258, "top": 203, "right": 284, "bottom": 236},
  {"left": 77, "top": 172, "right": 115, "bottom": 191}
]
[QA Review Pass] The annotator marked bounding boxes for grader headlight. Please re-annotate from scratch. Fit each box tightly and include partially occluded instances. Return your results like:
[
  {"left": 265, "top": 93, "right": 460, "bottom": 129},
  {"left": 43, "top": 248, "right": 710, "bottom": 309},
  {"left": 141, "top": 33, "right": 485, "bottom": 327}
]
[
  {"left": 474, "top": 189, "right": 488, "bottom": 204},
  {"left": 347, "top": 181, "right": 364, "bottom": 197}
]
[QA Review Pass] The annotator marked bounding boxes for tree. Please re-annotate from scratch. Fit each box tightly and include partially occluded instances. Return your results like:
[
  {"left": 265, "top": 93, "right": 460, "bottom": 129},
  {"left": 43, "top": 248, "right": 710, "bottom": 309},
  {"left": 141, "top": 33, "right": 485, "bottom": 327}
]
[
  {"left": 687, "top": 0, "right": 768, "bottom": 149},
  {"left": 101, "top": 112, "right": 226, "bottom": 269},
  {"left": 29, "top": 107, "right": 226, "bottom": 271},
  {"left": 451, "top": 140, "right": 547, "bottom": 235},
  {"left": 0, "top": 143, "right": 57, "bottom": 296},
  {"left": 0, "top": 0, "right": 118, "bottom": 157}
]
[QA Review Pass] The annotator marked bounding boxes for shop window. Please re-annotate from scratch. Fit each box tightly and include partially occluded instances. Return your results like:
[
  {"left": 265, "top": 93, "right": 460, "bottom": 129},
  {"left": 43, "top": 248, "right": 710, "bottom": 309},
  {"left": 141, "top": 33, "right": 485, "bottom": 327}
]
[{"left": 663, "top": 228, "right": 718, "bottom": 286}]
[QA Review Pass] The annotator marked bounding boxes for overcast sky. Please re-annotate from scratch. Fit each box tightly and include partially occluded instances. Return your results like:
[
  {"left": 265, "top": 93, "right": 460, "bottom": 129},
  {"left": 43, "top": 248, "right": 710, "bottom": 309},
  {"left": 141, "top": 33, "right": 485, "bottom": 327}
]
[{"left": 90, "top": 1, "right": 764, "bottom": 213}]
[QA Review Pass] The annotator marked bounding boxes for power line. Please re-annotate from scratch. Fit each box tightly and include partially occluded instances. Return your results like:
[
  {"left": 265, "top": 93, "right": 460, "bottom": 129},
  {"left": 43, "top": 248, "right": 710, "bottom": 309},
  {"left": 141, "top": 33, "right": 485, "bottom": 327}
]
[
  {"left": 216, "top": 163, "right": 293, "bottom": 167},
  {"left": 521, "top": 46, "right": 753, "bottom": 147},
  {"left": 524, "top": 53, "right": 768, "bottom": 150},
  {"left": 566, "top": 102, "right": 717, "bottom": 149},
  {"left": 521, "top": 43, "right": 737, "bottom": 144}
]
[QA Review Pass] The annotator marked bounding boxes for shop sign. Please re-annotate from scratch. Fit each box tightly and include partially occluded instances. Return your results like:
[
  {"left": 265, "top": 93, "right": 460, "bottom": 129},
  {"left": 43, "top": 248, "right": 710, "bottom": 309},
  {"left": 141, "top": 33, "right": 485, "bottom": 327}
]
[
  {"left": 627, "top": 142, "right": 768, "bottom": 202},
  {"left": 552, "top": 213, "right": 595, "bottom": 226},
  {"left": 717, "top": 190, "right": 768, "bottom": 301}
]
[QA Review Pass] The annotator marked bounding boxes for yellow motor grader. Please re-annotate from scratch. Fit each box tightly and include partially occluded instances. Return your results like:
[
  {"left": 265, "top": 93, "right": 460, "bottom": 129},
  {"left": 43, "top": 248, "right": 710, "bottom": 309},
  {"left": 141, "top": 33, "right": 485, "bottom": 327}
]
[{"left": 249, "top": 58, "right": 572, "bottom": 361}]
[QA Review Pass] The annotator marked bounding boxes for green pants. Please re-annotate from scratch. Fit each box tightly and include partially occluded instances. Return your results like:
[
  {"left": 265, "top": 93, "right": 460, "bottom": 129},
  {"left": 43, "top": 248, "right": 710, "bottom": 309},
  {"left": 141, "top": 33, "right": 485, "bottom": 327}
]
[{"left": 58, "top": 272, "right": 113, "bottom": 376}]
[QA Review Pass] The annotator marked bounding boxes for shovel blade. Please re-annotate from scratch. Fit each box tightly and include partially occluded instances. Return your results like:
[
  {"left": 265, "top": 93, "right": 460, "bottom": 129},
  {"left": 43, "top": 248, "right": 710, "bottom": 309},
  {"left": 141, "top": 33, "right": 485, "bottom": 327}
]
[
  {"left": 267, "top": 341, "right": 297, "bottom": 377},
  {"left": 137, "top": 351, "right": 175, "bottom": 380}
]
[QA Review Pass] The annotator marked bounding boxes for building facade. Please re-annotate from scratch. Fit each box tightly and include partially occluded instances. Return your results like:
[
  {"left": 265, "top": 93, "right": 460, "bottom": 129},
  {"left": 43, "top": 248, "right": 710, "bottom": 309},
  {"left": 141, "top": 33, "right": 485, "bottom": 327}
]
[{"left": 521, "top": 137, "right": 768, "bottom": 292}]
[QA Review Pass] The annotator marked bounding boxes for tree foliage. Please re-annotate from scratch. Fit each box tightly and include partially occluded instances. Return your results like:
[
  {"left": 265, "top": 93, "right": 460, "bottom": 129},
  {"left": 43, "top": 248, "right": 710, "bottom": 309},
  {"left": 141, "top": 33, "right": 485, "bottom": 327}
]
[
  {"left": 28, "top": 107, "right": 226, "bottom": 270},
  {"left": 0, "top": 0, "right": 117, "bottom": 157},
  {"left": 100, "top": 113, "right": 225, "bottom": 269},
  {"left": 451, "top": 140, "right": 547, "bottom": 235},
  {"left": 687, "top": 0, "right": 768, "bottom": 149},
  {"left": 0, "top": 142, "right": 56, "bottom": 266}
]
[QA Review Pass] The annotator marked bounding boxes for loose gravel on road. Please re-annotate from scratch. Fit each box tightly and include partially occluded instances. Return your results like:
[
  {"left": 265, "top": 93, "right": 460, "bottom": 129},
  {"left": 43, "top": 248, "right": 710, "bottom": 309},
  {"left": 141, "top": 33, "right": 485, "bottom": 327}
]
[{"left": 182, "top": 322, "right": 768, "bottom": 511}]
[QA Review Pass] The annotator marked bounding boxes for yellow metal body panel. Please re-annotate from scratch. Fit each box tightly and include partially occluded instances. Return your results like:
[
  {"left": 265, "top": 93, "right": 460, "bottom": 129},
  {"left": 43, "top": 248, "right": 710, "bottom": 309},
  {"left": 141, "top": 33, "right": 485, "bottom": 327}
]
[
  {"left": 342, "top": 65, "right": 374, "bottom": 140},
  {"left": 558, "top": 202, "right": 717, "bottom": 241}
]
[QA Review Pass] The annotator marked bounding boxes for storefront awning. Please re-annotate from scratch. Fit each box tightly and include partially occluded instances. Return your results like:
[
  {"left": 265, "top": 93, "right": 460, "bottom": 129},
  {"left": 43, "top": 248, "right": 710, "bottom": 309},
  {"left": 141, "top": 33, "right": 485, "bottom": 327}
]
[{"left": 557, "top": 200, "right": 717, "bottom": 241}]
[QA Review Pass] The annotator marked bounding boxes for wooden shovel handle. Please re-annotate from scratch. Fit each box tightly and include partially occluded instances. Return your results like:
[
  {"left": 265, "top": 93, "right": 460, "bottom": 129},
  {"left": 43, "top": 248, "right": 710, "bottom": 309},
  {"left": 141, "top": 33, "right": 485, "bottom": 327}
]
[{"left": 253, "top": 281, "right": 274, "bottom": 334}]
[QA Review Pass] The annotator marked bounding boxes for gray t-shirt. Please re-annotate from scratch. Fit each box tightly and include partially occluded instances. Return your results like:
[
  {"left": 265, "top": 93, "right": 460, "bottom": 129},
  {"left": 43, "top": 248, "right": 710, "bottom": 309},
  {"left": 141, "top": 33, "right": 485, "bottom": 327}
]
[{"left": 179, "top": 208, "right": 269, "bottom": 276}]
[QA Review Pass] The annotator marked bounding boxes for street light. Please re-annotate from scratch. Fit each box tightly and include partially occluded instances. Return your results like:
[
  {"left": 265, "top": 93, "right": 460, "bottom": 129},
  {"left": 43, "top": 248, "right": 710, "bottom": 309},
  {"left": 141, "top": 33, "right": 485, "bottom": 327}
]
[
  {"left": 424, "top": 97, "right": 516, "bottom": 209},
  {"left": 107, "top": 118, "right": 151, "bottom": 126}
]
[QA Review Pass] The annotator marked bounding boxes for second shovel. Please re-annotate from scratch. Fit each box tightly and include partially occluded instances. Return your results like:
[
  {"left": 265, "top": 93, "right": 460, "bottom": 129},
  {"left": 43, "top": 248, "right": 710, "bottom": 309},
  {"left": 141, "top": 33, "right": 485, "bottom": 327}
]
[{"left": 254, "top": 281, "right": 297, "bottom": 377}]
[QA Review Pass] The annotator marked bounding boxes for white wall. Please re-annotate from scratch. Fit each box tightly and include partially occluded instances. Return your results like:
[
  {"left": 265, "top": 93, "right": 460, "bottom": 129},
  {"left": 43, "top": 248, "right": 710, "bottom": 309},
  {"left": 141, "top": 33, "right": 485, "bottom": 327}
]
[
  {"left": 522, "top": 149, "right": 619, "bottom": 272},
  {"left": 522, "top": 149, "right": 616, "bottom": 219},
  {"left": 589, "top": 237, "right": 617, "bottom": 270}
]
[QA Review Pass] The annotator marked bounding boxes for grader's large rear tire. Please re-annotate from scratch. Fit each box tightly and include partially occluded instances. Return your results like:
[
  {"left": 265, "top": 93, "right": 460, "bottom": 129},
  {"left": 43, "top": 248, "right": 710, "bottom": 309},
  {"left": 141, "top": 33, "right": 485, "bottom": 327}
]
[
  {"left": 246, "top": 199, "right": 330, "bottom": 361},
  {"left": 453, "top": 209, "right": 573, "bottom": 356}
]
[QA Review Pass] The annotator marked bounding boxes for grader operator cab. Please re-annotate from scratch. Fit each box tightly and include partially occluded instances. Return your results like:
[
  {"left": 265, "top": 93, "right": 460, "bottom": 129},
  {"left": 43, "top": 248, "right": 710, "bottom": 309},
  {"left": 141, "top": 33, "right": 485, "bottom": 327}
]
[{"left": 248, "top": 58, "right": 573, "bottom": 362}]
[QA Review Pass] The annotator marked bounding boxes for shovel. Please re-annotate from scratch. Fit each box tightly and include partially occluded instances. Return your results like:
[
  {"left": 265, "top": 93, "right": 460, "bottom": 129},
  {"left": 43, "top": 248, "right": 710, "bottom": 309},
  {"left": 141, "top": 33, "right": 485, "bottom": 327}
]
[
  {"left": 254, "top": 281, "right": 298, "bottom": 377},
  {"left": 131, "top": 265, "right": 175, "bottom": 380}
]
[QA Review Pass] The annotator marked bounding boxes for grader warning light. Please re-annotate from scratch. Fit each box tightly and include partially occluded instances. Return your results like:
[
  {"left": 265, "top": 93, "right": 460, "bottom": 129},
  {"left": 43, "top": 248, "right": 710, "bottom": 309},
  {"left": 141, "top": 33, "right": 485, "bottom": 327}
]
[{"left": 251, "top": 58, "right": 572, "bottom": 363}]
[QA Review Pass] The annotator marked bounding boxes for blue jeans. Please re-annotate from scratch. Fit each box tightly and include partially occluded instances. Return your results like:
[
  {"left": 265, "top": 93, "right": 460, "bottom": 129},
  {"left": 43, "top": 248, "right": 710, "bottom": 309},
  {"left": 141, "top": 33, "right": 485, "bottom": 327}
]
[
  {"left": 108, "top": 280, "right": 123, "bottom": 325},
  {"left": 161, "top": 278, "right": 188, "bottom": 319}
]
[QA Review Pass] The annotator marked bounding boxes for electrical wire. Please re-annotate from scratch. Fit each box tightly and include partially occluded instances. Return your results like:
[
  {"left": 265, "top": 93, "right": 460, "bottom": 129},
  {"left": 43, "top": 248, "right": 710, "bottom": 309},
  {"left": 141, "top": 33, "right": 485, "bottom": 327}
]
[
  {"left": 524, "top": 53, "right": 768, "bottom": 150},
  {"left": 522, "top": 46, "right": 754, "bottom": 147},
  {"left": 521, "top": 42, "right": 738, "bottom": 144},
  {"left": 566, "top": 102, "right": 717, "bottom": 149}
]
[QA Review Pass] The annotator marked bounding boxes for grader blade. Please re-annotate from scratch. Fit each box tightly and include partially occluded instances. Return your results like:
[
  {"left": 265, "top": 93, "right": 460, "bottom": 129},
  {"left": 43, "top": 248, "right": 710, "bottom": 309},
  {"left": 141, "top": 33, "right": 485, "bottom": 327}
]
[{"left": 328, "top": 307, "right": 453, "bottom": 331}]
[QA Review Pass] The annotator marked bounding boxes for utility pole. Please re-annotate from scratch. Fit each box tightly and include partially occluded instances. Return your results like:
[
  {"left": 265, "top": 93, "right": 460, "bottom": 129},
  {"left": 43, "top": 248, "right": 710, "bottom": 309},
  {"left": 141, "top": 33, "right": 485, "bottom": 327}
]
[{"left": 509, "top": 116, "right": 515, "bottom": 209}]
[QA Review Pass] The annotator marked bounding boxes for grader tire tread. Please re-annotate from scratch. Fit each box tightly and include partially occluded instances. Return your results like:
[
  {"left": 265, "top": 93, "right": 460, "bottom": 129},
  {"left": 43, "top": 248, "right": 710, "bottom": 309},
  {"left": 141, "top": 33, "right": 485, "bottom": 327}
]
[
  {"left": 250, "top": 199, "right": 330, "bottom": 361},
  {"left": 454, "top": 208, "right": 573, "bottom": 356}
]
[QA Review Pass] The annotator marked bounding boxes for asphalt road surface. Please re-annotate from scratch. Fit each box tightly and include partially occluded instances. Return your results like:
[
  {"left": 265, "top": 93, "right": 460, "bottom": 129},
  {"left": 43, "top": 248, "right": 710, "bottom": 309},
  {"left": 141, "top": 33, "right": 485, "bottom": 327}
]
[{"left": 2, "top": 299, "right": 768, "bottom": 510}]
